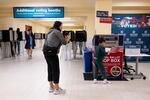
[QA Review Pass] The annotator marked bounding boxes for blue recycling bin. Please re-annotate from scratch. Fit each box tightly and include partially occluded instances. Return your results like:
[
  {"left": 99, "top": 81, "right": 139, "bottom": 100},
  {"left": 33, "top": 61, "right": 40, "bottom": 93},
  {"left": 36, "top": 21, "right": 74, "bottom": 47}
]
[{"left": 83, "top": 48, "right": 92, "bottom": 72}]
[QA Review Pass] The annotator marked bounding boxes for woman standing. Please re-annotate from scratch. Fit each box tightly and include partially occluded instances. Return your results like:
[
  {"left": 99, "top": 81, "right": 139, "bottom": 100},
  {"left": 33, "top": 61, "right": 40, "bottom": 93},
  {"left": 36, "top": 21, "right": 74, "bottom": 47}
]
[
  {"left": 25, "top": 29, "right": 35, "bottom": 59},
  {"left": 16, "top": 28, "right": 21, "bottom": 56},
  {"left": 43, "top": 21, "right": 70, "bottom": 95},
  {"left": 9, "top": 27, "right": 16, "bottom": 57}
]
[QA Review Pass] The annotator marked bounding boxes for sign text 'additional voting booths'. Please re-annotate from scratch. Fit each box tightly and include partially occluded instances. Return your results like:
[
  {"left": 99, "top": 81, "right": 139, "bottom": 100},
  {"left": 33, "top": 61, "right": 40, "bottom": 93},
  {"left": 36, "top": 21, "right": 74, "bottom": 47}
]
[{"left": 13, "top": 7, "right": 64, "bottom": 18}]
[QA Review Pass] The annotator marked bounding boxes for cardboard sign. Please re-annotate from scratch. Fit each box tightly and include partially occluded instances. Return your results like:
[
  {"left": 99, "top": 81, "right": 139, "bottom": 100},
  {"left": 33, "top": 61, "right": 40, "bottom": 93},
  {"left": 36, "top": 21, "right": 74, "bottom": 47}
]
[{"left": 102, "top": 47, "right": 123, "bottom": 78}]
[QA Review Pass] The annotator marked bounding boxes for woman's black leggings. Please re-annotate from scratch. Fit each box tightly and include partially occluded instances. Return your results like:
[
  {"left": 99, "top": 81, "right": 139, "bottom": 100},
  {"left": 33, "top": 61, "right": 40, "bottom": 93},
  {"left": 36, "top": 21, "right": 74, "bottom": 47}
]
[{"left": 43, "top": 52, "right": 60, "bottom": 84}]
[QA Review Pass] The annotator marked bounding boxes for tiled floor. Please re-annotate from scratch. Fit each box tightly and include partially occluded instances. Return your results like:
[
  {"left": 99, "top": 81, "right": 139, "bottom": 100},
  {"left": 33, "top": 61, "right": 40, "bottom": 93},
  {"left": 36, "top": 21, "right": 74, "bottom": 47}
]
[{"left": 0, "top": 49, "right": 150, "bottom": 100}]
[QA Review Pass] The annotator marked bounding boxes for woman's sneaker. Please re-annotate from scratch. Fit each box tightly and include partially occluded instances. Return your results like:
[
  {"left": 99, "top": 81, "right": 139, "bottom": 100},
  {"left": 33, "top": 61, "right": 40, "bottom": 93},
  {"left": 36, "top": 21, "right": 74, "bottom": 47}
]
[
  {"left": 49, "top": 87, "right": 54, "bottom": 93},
  {"left": 53, "top": 88, "right": 66, "bottom": 95},
  {"left": 102, "top": 79, "right": 111, "bottom": 84},
  {"left": 93, "top": 79, "right": 98, "bottom": 84},
  {"left": 28, "top": 55, "right": 32, "bottom": 59}
]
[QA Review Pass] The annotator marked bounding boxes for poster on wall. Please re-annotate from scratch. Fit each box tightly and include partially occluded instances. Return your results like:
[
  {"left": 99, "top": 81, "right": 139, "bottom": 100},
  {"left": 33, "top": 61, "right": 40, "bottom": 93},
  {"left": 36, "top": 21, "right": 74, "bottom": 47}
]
[{"left": 112, "top": 14, "right": 150, "bottom": 61}]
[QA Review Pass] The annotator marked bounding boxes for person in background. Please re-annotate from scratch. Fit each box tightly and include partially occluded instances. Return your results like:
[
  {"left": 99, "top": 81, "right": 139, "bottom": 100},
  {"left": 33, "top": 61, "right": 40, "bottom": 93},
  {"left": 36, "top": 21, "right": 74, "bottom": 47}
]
[
  {"left": 79, "top": 42, "right": 83, "bottom": 55},
  {"left": 16, "top": 28, "right": 21, "bottom": 56},
  {"left": 62, "top": 32, "right": 72, "bottom": 60},
  {"left": 43, "top": 21, "right": 70, "bottom": 95},
  {"left": 25, "top": 29, "right": 35, "bottom": 59},
  {"left": 9, "top": 27, "right": 16, "bottom": 57},
  {"left": 72, "top": 41, "right": 77, "bottom": 59},
  {"left": 93, "top": 38, "right": 111, "bottom": 84}
]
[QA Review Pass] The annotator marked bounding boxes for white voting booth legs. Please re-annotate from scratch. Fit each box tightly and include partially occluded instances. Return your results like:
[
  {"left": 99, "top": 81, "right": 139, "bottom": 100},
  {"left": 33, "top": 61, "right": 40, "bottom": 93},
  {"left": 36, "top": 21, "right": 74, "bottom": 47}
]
[
  {"left": 59, "top": 41, "right": 86, "bottom": 60},
  {"left": 62, "top": 42, "right": 72, "bottom": 60},
  {"left": 72, "top": 42, "right": 86, "bottom": 59},
  {"left": 0, "top": 41, "right": 25, "bottom": 59},
  {"left": 0, "top": 42, "right": 12, "bottom": 58}
]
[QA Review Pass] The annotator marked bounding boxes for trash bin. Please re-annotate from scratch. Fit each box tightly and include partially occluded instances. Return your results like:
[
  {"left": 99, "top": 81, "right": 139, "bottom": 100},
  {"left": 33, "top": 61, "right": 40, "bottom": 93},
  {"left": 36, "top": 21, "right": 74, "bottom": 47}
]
[{"left": 83, "top": 47, "right": 92, "bottom": 72}]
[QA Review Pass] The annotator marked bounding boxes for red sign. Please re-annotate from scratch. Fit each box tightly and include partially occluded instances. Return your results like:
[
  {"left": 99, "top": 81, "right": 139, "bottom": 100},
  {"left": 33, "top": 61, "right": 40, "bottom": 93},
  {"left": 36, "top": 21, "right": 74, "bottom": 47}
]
[
  {"left": 100, "top": 16, "right": 112, "bottom": 23},
  {"left": 102, "top": 47, "right": 123, "bottom": 77}
]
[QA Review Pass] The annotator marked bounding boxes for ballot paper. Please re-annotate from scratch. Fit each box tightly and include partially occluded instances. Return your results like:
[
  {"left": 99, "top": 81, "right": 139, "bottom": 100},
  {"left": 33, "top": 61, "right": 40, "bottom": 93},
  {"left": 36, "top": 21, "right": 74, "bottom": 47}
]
[{"left": 105, "top": 48, "right": 111, "bottom": 52}]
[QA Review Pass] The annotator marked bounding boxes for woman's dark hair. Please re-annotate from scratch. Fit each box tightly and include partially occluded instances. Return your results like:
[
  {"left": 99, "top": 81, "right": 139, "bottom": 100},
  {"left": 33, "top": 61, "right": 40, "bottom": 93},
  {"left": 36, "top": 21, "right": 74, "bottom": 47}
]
[
  {"left": 27, "top": 29, "right": 31, "bottom": 31},
  {"left": 51, "top": 21, "right": 62, "bottom": 31},
  {"left": 16, "top": 28, "right": 20, "bottom": 33},
  {"left": 99, "top": 37, "right": 105, "bottom": 43},
  {"left": 9, "top": 27, "right": 13, "bottom": 30}
]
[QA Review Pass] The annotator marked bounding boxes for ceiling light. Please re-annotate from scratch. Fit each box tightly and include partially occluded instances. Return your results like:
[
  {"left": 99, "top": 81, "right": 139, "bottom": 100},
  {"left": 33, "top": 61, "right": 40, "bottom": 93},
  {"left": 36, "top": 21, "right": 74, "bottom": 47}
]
[
  {"left": 41, "top": 17, "right": 75, "bottom": 22},
  {"left": 63, "top": 23, "right": 75, "bottom": 26}
]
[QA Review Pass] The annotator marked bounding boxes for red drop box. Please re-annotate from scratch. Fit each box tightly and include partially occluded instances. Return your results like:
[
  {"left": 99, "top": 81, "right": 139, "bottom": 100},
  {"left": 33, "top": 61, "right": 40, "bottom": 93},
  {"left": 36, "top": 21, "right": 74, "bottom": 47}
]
[{"left": 102, "top": 47, "right": 123, "bottom": 79}]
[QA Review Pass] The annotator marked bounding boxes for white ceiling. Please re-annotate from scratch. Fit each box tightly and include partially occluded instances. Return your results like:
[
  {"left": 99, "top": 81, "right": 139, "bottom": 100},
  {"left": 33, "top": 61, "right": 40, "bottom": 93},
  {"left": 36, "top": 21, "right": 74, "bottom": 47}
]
[
  {"left": 27, "top": 17, "right": 86, "bottom": 27},
  {"left": 0, "top": 0, "right": 95, "bottom": 27},
  {"left": 0, "top": 0, "right": 150, "bottom": 27},
  {"left": 0, "top": 0, "right": 95, "bottom": 9}
]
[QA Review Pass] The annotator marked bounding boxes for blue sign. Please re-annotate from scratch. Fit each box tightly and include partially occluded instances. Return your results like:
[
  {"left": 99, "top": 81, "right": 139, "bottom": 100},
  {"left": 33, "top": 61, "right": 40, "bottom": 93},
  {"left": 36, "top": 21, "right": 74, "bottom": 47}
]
[
  {"left": 112, "top": 14, "right": 150, "bottom": 61},
  {"left": 13, "top": 7, "right": 64, "bottom": 18}
]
